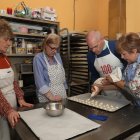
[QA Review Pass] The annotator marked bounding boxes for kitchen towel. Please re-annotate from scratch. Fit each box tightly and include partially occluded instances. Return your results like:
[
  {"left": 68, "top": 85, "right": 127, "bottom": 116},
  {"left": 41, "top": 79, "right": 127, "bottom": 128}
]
[{"left": 19, "top": 108, "right": 101, "bottom": 140}]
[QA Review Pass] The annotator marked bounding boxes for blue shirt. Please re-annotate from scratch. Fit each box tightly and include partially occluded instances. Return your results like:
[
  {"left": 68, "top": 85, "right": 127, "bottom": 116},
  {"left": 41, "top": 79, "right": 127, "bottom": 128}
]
[{"left": 33, "top": 52, "right": 68, "bottom": 95}]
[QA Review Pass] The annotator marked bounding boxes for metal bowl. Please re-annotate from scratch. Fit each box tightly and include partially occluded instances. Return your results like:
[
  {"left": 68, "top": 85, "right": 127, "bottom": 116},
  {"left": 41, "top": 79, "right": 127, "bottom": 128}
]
[{"left": 45, "top": 102, "right": 64, "bottom": 117}]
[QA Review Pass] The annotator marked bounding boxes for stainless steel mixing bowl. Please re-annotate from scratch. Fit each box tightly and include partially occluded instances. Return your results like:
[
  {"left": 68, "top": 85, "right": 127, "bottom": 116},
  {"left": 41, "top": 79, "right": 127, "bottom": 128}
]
[{"left": 45, "top": 102, "right": 64, "bottom": 117}]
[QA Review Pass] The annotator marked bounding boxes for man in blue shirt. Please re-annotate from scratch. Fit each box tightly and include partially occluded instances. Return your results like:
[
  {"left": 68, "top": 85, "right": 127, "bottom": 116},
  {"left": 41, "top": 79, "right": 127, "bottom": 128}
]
[{"left": 86, "top": 31, "right": 126, "bottom": 98}]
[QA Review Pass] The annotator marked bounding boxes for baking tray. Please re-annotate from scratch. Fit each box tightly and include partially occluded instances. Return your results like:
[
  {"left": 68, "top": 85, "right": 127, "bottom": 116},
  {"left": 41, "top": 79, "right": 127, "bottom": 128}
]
[{"left": 68, "top": 93, "right": 130, "bottom": 112}]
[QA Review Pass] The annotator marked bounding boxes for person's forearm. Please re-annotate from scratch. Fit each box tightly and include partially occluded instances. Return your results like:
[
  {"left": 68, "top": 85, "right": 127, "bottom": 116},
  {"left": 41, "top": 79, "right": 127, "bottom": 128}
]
[
  {"left": 102, "top": 84, "right": 118, "bottom": 90},
  {"left": 113, "top": 80, "right": 125, "bottom": 89},
  {"left": 13, "top": 80, "right": 24, "bottom": 100},
  {"left": 44, "top": 91, "right": 51, "bottom": 99}
]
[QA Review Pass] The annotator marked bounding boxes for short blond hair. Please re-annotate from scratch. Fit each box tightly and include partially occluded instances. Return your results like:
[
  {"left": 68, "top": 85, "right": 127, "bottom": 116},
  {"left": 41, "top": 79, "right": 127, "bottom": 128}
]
[
  {"left": 0, "top": 19, "right": 13, "bottom": 39},
  {"left": 42, "top": 33, "right": 61, "bottom": 49}
]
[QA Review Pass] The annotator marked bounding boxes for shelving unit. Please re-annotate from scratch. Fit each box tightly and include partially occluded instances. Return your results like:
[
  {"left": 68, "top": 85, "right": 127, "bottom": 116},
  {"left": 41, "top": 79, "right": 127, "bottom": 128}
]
[
  {"left": 0, "top": 14, "right": 60, "bottom": 54},
  {"left": 60, "top": 30, "right": 90, "bottom": 96},
  {"left": 7, "top": 54, "right": 34, "bottom": 57},
  {"left": 0, "top": 14, "right": 60, "bottom": 77},
  {"left": 0, "top": 15, "right": 59, "bottom": 30},
  {"left": 13, "top": 32, "right": 45, "bottom": 38}
]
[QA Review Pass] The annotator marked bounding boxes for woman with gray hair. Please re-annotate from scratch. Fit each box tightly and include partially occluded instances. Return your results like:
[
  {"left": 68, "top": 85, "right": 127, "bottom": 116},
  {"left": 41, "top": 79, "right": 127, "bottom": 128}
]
[{"left": 33, "top": 33, "right": 67, "bottom": 102}]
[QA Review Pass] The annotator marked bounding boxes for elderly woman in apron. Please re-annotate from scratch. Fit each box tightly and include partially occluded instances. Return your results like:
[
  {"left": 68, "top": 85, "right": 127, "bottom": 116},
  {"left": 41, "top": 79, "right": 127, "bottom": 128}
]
[
  {"left": 33, "top": 33, "right": 67, "bottom": 103},
  {"left": 0, "top": 19, "right": 33, "bottom": 140}
]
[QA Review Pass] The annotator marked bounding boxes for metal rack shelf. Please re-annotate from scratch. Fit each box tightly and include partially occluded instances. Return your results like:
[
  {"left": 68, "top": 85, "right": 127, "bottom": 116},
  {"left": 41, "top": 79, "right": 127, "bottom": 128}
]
[{"left": 60, "top": 30, "right": 90, "bottom": 96}]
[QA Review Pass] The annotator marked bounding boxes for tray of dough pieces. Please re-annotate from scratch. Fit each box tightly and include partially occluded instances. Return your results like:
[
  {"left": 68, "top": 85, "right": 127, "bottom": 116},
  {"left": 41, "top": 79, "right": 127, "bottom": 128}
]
[{"left": 68, "top": 93, "right": 130, "bottom": 112}]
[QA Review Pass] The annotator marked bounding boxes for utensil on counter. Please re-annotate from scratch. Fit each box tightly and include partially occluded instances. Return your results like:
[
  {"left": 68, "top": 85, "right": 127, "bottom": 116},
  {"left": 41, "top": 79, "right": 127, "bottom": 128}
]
[
  {"left": 88, "top": 114, "right": 108, "bottom": 121},
  {"left": 45, "top": 102, "right": 65, "bottom": 117}
]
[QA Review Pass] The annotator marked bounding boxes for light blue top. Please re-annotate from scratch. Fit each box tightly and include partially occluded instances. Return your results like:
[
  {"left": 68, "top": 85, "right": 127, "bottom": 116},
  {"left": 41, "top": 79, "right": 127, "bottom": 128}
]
[
  {"left": 33, "top": 52, "right": 68, "bottom": 95},
  {"left": 123, "top": 54, "right": 140, "bottom": 106},
  {"left": 124, "top": 54, "right": 140, "bottom": 84}
]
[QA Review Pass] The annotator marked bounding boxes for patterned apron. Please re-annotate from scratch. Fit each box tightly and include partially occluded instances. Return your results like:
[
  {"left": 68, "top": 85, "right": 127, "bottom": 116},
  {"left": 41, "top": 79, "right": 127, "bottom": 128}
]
[
  {"left": 38, "top": 54, "right": 67, "bottom": 102},
  {"left": 94, "top": 41, "right": 124, "bottom": 98},
  {"left": 0, "top": 66, "right": 17, "bottom": 140}
]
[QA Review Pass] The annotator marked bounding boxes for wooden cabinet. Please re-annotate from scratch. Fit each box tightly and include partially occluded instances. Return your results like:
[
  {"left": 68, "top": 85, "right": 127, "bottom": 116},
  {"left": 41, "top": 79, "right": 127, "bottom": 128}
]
[{"left": 108, "top": 0, "right": 126, "bottom": 39}]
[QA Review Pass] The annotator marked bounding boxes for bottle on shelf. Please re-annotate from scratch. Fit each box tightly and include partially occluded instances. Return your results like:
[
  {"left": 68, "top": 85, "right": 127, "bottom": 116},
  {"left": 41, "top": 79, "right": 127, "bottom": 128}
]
[
  {"left": 11, "top": 38, "right": 17, "bottom": 54},
  {"left": 21, "top": 38, "right": 26, "bottom": 54},
  {"left": 27, "top": 43, "right": 33, "bottom": 54},
  {"left": 16, "top": 38, "right": 22, "bottom": 54}
]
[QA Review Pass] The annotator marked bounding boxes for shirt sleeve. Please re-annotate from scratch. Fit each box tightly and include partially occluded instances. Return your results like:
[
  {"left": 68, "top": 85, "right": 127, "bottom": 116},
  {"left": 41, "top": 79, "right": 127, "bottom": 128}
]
[
  {"left": 0, "top": 90, "right": 14, "bottom": 117},
  {"left": 87, "top": 51, "right": 100, "bottom": 84},
  {"left": 13, "top": 80, "right": 24, "bottom": 100},
  {"left": 33, "top": 54, "right": 51, "bottom": 95}
]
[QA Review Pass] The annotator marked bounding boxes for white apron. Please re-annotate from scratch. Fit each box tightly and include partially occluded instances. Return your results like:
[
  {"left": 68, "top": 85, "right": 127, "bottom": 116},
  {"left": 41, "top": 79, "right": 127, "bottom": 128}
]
[
  {"left": 0, "top": 66, "right": 17, "bottom": 140},
  {"left": 94, "top": 41, "right": 123, "bottom": 76},
  {"left": 94, "top": 41, "right": 124, "bottom": 98},
  {"left": 38, "top": 54, "right": 67, "bottom": 102}
]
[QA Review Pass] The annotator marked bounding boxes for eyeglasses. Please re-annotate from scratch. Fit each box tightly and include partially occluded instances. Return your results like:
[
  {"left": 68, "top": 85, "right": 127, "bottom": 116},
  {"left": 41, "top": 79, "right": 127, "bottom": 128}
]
[{"left": 48, "top": 44, "right": 59, "bottom": 51}]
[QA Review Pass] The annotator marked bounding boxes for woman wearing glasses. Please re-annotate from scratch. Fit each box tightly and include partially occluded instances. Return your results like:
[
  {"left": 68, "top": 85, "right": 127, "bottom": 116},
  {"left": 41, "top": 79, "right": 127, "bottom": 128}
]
[{"left": 33, "top": 33, "right": 67, "bottom": 102}]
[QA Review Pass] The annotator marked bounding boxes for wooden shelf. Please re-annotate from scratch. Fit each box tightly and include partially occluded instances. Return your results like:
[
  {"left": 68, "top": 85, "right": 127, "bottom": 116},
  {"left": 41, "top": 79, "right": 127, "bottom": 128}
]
[
  {"left": 13, "top": 32, "right": 45, "bottom": 38},
  {"left": 0, "top": 14, "right": 59, "bottom": 25},
  {"left": 7, "top": 54, "right": 34, "bottom": 57}
]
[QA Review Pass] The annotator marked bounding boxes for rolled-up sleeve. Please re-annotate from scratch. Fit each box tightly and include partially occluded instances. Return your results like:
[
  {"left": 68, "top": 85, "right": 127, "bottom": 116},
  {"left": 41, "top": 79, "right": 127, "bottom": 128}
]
[
  {"left": 33, "top": 54, "right": 50, "bottom": 95},
  {"left": 0, "top": 90, "right": 13, "bottom": 117}
]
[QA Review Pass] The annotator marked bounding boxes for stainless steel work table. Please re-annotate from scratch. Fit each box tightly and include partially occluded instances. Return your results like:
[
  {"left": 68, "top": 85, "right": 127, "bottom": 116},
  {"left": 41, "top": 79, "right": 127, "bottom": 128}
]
[{"left": 15, "top": 100, "right": 140, "bottom": 140}]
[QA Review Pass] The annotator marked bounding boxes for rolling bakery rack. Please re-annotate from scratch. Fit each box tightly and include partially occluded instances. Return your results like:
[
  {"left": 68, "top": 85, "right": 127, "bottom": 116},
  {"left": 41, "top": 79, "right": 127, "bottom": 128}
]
[{"left": 60, "top": 29, "right": 90, "bottom": 96}]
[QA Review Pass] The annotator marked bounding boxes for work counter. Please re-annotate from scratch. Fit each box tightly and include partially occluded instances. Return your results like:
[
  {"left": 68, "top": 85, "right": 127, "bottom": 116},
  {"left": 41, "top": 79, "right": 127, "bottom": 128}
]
[{"left": 15, "top": 100, "right": 140, "bottom": 140}]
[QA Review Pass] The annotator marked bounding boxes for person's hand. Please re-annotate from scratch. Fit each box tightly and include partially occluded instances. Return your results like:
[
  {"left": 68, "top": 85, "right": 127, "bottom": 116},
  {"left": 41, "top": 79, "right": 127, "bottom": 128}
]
[
  {"left": 101, "top": 78, "right": 111, "bottom": 85},
  {"left": 91, "top": 84, "right": 102, "bottom": 96},
  {"left": 50, "top": 95, "right": 62, "bottom": 101},
  {"left": 18, "top": 99, "right": 34, "bottom": 108},
  {"left": 105, "top": 75, "right": 113, "bottom": 83},
  {"left": 7, "top": 110, "right": 20, "bottom": 128},
  {"left": 45, "top": 91, "right": 62, "bottom": 101}
]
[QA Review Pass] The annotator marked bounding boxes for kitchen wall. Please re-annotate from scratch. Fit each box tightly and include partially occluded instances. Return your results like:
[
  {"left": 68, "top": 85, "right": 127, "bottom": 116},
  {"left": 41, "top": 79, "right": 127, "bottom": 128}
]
[
  {"left": 1, "top": 1, "right": 140, "bottom": 36},
  {"left": 0, "top": 0, "right": 109, "bottom": 35},
  {"left": 126, "top": 0, "right": 140, "bottom": 33}
]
